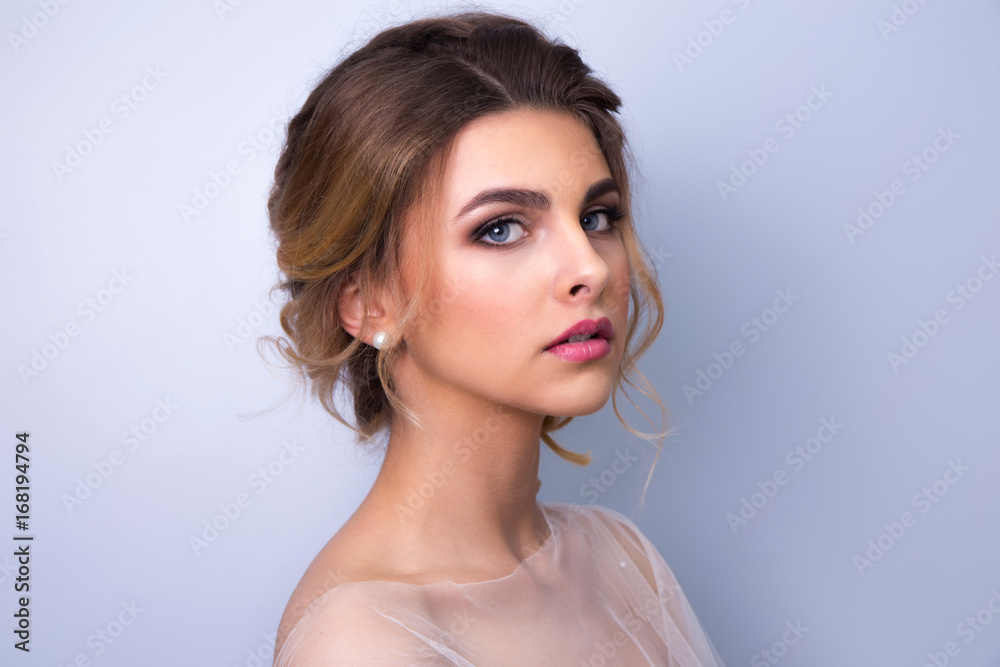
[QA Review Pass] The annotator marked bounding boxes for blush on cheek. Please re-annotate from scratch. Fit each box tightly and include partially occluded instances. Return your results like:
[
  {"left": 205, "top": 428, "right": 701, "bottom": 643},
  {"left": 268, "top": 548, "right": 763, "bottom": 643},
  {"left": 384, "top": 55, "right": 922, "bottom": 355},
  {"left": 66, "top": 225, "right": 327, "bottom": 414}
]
[{"left": 606, "top": 274, "right": 631, "bottom": 317}]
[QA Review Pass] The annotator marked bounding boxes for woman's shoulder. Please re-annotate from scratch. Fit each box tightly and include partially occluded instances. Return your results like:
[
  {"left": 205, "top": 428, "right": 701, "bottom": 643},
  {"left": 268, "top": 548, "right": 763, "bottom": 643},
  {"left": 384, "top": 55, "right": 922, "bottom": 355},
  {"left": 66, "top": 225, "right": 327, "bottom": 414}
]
[
  {"left": 273, "top": 538, "right": 355, "bottom": 658},
  {"left": 273, "top": 509, "right": 461, "bottom": 663},
  {"left": 543, "top": 500, "right": 655, "bottom": 547},
  {"left": 273, "top": 521, "right": 408, "bottom": 661},
  {"left": 273, "top": 574, "right": 428, "bottom": 666},
  {"left": 544, "top": 501, "right": 677, "bottom": 594}
]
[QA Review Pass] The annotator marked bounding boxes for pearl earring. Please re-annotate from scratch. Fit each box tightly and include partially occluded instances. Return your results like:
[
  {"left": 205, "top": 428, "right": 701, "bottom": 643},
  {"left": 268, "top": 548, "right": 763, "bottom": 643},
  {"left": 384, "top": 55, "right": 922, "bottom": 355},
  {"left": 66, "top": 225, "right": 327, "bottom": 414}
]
[{"left": 372, "top": 332, "right": 388, "bottom": 350}]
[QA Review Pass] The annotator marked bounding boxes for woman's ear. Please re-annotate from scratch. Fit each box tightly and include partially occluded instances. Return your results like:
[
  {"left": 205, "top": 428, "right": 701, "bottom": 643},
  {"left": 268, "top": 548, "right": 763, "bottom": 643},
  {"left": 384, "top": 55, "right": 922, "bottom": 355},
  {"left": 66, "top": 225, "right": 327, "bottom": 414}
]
[{"left": 337, "top": 272, "right": 390, "bottom": 343}]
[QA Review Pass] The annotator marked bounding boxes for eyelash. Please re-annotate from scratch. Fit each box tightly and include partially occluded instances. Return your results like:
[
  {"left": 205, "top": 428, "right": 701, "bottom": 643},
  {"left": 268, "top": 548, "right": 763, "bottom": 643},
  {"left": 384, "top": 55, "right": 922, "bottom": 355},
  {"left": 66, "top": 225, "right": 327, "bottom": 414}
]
[{"left": 472, "top": 205, "right": 626, "bottom": 247}]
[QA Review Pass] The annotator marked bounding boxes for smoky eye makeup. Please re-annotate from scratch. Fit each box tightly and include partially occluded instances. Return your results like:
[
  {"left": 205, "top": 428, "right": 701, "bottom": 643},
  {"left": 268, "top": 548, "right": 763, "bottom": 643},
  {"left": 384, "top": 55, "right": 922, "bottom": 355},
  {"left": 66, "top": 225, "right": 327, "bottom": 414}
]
[{"left": 469, "top": 201, "right": 625, "bottom": 247}]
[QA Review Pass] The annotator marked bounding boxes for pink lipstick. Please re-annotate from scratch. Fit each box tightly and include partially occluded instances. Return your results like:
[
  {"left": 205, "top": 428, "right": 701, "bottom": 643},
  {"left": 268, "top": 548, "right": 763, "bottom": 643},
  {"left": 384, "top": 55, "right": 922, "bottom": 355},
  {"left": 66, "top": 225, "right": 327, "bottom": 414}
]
[{"left": 545, "top": 317, "right": 613, "bottom": 362}]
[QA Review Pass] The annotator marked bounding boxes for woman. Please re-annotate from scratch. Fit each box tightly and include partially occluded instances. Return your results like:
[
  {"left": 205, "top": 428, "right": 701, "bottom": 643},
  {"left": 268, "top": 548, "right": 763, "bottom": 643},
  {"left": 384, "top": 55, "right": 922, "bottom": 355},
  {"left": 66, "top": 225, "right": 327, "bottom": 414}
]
[{"left": 263, "top": 10, "right": 724, "bottom": 666}]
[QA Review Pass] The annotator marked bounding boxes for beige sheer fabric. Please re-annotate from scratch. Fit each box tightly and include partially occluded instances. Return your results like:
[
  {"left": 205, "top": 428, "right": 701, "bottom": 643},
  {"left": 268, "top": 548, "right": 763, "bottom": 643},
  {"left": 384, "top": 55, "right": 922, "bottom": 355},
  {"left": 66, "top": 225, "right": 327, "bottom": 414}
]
[{"left": 275, "top": 502, "right": 725, "bottom": 666}]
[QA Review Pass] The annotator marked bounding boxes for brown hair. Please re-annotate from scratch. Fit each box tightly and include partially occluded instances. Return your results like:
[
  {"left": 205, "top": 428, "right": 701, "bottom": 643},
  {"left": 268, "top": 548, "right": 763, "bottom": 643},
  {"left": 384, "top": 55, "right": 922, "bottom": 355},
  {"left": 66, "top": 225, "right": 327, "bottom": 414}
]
[{"left": 259, "top": 9, "right": 668, "bottom": 496}]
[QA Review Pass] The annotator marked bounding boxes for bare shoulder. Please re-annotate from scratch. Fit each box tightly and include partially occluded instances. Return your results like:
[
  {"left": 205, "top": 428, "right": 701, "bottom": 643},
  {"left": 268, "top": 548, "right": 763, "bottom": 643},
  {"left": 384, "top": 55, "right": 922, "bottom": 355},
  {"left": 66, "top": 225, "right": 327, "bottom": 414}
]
[
  {"left": 272, "top": 523, "right": 446, "bottom": 666},
  {"left": 272, "top": 507, "right": 440, "bottom": 661},
  {"left": 273, "top": 527, "right": 383, "bottom": 660},
  {"left": 273, "top": 578, "right": 416, "bottom": 666}
]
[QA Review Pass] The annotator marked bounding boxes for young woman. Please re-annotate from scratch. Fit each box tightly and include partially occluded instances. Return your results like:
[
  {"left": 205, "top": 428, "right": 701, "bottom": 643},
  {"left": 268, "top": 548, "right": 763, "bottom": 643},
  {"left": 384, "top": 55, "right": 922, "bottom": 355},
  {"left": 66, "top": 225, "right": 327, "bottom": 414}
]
[{"left": 263, "top": 10, "right": 724, "bottom": 666}]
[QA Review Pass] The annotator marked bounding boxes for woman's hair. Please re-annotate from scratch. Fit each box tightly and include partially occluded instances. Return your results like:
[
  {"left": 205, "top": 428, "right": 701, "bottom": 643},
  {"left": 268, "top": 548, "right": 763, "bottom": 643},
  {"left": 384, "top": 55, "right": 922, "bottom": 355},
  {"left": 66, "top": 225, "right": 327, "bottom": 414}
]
[{"left": 260, "top": 9, "right": 667, "bottom": 488}]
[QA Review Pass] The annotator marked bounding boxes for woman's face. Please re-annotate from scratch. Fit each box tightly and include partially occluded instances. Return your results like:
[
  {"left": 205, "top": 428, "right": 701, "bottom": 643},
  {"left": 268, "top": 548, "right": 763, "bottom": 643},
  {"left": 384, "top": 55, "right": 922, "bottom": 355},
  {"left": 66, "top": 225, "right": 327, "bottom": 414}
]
[{"left": 396, "top": 107, "right": 631, "bottom": 418}]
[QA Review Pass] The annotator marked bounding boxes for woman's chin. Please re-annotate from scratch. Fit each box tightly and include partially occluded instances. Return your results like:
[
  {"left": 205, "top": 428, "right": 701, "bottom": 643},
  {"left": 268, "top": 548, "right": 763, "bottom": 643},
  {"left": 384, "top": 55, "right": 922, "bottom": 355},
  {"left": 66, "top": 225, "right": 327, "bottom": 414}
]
[{"left": 543, "top": 391, "right": 613, "bottom": 418}]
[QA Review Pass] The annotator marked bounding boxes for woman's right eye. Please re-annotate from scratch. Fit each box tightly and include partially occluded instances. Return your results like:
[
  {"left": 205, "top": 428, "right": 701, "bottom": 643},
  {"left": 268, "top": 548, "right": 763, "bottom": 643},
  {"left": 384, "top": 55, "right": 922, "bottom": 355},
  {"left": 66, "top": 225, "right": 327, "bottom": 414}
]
[{"left": 473, "top": 217, "right": 527, "bottom": 247}]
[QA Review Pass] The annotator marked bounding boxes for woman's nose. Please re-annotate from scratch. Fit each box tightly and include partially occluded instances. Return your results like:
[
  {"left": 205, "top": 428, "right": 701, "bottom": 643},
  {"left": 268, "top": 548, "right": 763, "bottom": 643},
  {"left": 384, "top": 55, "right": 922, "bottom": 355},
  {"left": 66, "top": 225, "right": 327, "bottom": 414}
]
[{"left": 550, "top": 217, "right": 611, "bottom": 302}]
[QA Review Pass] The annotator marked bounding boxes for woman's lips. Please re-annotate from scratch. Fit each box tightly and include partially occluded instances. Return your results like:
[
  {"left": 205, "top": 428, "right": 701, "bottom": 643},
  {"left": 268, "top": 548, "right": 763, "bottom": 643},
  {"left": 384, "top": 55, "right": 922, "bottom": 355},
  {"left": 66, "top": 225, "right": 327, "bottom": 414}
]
[
  {"left": 545, "top": 316, "right": 614, "bottom": 350},
  {"left": 545, "top": 336, "right": 611, "bottom": 362}
]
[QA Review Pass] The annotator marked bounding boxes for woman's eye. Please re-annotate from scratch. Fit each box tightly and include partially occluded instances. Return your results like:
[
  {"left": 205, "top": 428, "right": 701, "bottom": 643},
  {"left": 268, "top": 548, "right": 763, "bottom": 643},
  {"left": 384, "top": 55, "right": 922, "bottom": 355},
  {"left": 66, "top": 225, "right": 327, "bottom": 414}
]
[
  {"left": 473, "top": 206, "right": 623, "bottom": 247},
  {"left": 582, "top": 206, "right": 624, "bottom": 232},
  {"left": 474, "top": 218, "right": 527, "bottom": 246}
]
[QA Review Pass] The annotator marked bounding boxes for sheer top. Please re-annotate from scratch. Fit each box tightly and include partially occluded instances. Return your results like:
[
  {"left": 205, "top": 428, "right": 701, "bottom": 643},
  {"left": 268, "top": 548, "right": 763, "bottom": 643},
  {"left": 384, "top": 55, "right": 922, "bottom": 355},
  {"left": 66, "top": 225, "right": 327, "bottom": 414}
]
[{"left": 274, "top": 501, "right": 725, "bottom": 666}]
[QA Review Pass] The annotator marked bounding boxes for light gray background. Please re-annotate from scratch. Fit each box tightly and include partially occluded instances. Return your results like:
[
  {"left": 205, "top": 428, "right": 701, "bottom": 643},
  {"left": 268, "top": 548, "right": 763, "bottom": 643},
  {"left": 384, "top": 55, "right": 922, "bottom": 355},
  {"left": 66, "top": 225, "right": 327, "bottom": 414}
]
[{"left": 3, "top": 0, "right": 999, "bottom": 665}]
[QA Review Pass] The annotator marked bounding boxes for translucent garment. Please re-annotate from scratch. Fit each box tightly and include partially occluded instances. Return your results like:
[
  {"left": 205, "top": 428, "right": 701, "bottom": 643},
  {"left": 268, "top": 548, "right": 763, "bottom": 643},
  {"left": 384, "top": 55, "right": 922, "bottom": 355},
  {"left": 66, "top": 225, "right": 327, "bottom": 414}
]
[{"left": 275, "top": 501, "right": 726, "bottom": 666}]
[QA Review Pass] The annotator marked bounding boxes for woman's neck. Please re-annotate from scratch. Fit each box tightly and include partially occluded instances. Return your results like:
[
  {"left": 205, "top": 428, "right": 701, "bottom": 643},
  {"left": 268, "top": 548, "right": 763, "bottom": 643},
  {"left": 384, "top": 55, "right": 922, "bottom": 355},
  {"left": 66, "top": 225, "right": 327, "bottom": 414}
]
[{"left": 352, "top": 397, "right": 551, "bottom": 581}]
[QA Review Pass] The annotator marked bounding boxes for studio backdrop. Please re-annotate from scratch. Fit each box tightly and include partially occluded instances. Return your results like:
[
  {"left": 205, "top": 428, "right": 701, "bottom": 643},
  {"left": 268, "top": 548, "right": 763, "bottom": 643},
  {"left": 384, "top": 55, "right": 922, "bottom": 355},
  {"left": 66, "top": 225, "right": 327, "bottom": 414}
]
[{"left": 3, "top": 0, "right": 999, "bottom": 665}]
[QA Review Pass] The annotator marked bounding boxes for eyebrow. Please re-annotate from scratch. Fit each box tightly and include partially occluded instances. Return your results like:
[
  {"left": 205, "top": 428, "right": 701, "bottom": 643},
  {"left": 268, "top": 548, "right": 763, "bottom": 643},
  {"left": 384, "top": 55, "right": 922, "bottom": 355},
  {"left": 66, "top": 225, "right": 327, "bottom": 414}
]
[{"left": 454, "top": 177, "right": 619, "bottom": 221}]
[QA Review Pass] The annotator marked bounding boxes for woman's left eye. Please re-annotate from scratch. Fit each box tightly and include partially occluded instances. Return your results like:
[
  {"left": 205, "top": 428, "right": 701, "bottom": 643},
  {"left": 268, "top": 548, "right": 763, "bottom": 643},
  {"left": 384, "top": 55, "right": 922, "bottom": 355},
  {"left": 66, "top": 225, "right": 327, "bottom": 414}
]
[{"left": 582, "top": 205, "right": 625, "bottom": 232}]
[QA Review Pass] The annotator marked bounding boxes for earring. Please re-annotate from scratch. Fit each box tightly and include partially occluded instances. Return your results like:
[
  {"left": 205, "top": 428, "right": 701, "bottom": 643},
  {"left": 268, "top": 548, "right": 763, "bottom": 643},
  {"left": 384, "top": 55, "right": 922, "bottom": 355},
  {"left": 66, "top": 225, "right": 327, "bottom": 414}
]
[{"left": 372, "top": 332, "right": 388, "bottom": 350}]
